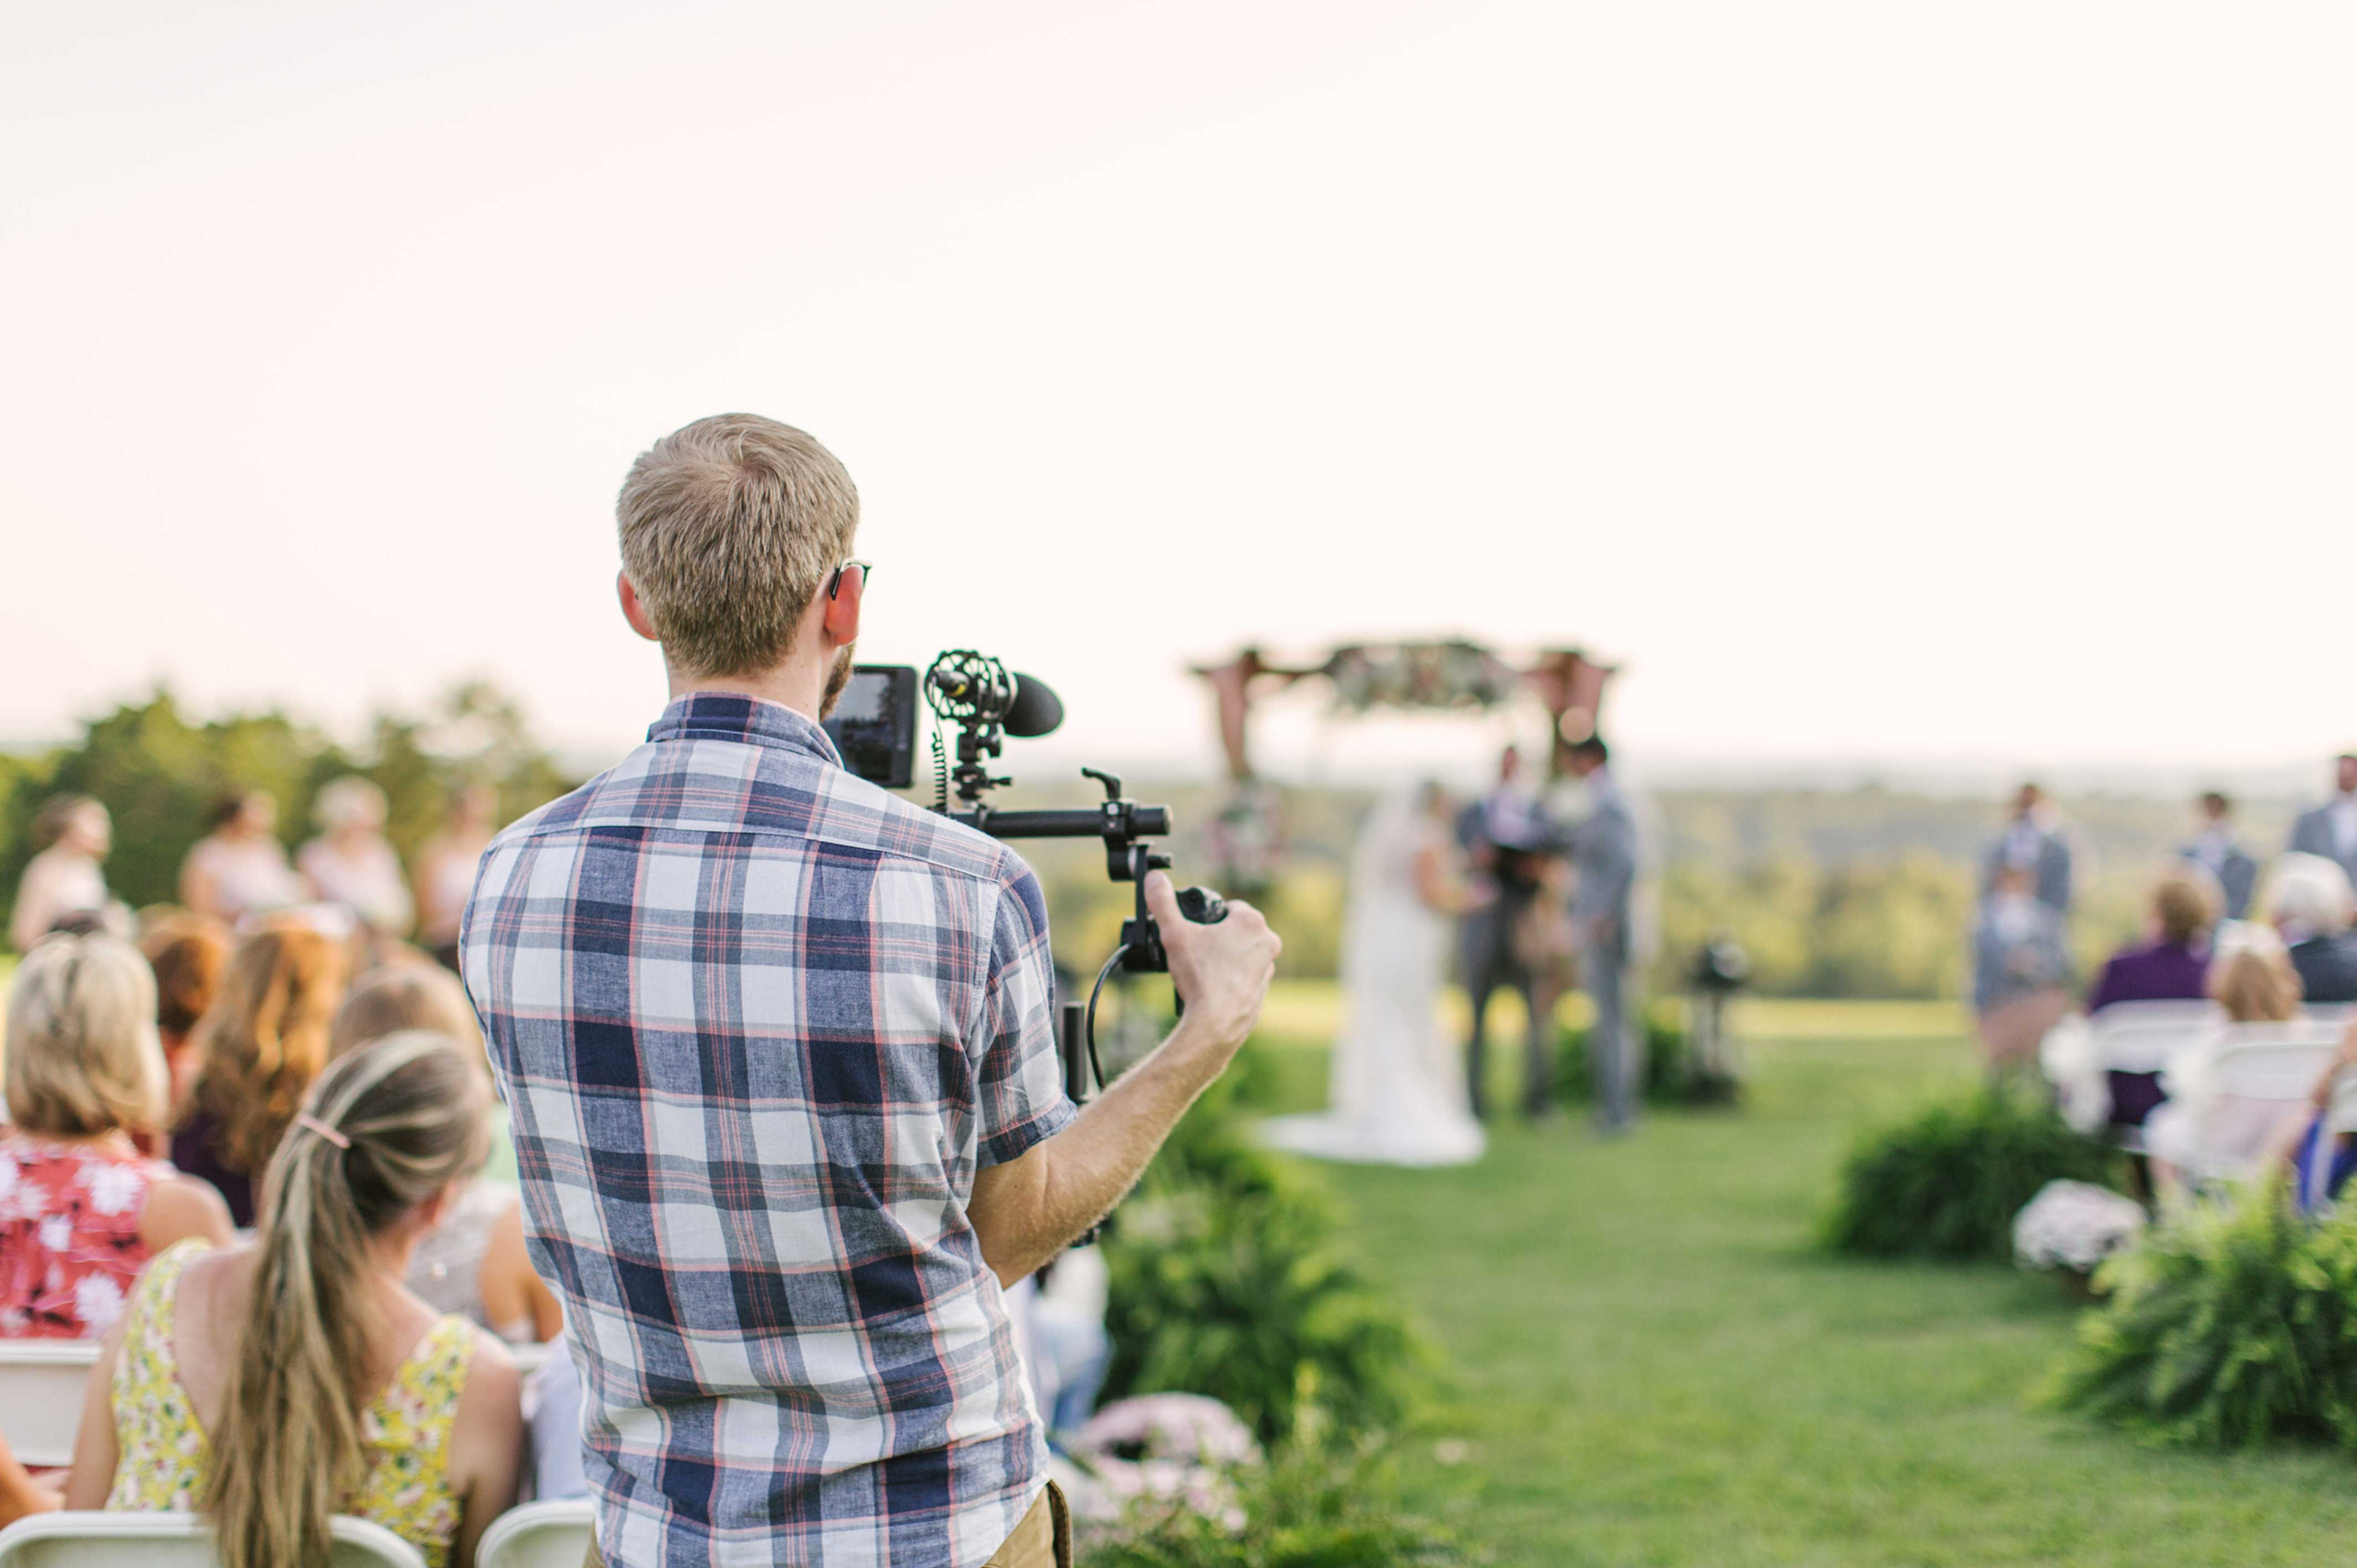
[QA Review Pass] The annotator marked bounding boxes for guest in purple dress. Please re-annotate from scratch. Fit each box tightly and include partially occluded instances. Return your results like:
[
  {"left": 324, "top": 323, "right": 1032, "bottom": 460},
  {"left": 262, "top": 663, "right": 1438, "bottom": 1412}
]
[{"left": 2088, "top": 867, "right": 2221, "bottom": 1128}]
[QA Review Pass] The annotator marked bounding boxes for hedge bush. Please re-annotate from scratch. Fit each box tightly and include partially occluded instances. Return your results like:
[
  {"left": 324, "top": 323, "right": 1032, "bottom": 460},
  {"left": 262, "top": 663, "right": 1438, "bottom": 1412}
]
[
  {"left": 1823, "top": 1081, "right": 2124, "bottom": 1260},
  {"left": 1083, "top": 1438, "right": 1469, "bottom": 1568},
  {"left": 1099, "top": 1063, "right": 1434, "bottom": 1446},
  {"left": 1555, "top": 1002, "right": 1736, "bottom": 1109},
  {"left": 2048, "top": 1187, "right": 2357, "bottom": 1451}
]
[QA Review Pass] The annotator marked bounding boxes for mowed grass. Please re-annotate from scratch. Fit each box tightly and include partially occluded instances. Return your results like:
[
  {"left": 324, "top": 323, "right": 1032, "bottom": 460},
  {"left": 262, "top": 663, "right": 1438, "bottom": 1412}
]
[{"left": 1241, "top": 982, "right": 2357, "bottom": 1568}]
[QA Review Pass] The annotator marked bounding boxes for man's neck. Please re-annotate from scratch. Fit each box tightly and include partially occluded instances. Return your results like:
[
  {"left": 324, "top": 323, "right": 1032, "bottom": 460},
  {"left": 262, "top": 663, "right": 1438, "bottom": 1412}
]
[{"left": 668, "top": 663, "right": 826, "bottom": 723}]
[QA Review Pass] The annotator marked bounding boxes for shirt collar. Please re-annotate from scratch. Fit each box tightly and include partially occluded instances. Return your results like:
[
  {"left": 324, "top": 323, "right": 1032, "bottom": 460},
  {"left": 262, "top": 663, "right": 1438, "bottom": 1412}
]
[{"left": 647, "top": 693, "right": 843, "bottom": 766}]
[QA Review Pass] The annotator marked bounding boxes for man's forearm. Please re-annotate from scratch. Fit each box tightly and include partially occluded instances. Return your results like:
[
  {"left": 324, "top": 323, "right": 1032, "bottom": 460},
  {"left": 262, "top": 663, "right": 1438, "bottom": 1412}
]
[{"left": 970, "top": 1016, "right": 1237, "bottom": 1284}]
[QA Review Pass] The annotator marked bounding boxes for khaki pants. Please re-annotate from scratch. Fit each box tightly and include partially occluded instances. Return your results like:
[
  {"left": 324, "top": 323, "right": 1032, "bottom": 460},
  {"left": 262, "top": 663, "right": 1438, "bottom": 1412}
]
[{"left": 584, "top": 1483, "right": 1070, "bottom": 1567}]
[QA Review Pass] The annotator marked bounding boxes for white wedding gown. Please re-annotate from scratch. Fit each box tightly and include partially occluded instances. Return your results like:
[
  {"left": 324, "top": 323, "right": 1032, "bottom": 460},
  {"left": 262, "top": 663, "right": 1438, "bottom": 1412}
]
[{"left": 1260, "top": 793, "right": 1487, "bottom": 1167}]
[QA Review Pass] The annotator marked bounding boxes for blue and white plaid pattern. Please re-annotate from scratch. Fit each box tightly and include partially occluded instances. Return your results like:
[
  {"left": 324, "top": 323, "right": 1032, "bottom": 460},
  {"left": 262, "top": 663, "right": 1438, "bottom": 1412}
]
[{"left": 460, "top": 694, "right": 1075, "bottom": 1567}]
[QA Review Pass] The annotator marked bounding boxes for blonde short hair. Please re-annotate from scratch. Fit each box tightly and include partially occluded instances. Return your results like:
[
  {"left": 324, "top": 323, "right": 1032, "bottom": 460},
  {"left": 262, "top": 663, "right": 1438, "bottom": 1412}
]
[
  {"left": 2208, "top": 929, "right": 2304, "bottom": 1023},
  {"left": 5, "top": 933, "right": 168, "bottom": 1136},
  {"left": 312, "top": 775, "right": 388, "bottom": 832},
  {"left": 616, "top": 414, "right": 859, "bottom": 679}
]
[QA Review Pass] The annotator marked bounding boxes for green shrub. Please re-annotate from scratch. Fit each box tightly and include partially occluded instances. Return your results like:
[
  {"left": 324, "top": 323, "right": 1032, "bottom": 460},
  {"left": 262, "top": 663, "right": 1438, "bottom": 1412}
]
[
  {"left": 1555, "top": 1001, "right": 1735, "bottom": 1108},
  {"left": 1083, "top": 1439, "right": 1470, "bottom": 1567},
  {"left": 1822, "top": 1081, "right": 2124, "bottom": 1260},
  {"left": 1100, "top": 1069, "right": 1434, "bottom": 1446},
  {"left": 2048, "top": 1188, "right": 2357, "bottom": 1450}
]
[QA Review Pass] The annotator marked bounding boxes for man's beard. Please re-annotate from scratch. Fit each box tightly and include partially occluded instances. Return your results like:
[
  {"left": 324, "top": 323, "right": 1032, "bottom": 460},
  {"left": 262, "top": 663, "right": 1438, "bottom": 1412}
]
[{"left": 819, "top": 643, "right": 857, "bottom": 719}]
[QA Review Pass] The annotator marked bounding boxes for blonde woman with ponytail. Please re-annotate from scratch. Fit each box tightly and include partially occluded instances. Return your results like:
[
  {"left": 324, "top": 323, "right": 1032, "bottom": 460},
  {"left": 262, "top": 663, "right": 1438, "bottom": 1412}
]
[{"left": 66, "top": 1033, "right": 523, "bottom": 1568}]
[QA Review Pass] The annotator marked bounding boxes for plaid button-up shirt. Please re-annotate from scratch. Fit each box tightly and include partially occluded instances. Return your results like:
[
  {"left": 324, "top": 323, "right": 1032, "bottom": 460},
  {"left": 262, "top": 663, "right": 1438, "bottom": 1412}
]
[{"left": 461, "top": 694, "right": 1075, "bottom": 1567}]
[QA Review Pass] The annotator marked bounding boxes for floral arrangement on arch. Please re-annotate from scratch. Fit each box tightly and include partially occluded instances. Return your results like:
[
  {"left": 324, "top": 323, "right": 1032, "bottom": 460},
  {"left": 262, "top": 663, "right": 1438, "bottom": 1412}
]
[{"left": 1321, "top": 641, "right": 1519, "bottom": 714}]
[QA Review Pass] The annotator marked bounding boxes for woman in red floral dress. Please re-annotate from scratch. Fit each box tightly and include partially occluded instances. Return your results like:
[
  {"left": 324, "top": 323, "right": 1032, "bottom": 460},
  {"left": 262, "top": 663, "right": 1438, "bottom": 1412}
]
[{"left": 1, "top": 935, "right": 230, "bottom": 1339}]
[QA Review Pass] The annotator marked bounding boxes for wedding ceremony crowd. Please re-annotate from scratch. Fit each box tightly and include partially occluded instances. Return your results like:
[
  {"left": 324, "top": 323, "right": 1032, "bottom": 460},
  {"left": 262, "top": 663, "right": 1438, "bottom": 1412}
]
[{"left": 1972, "top": 755, "right": 2357, "bottom": 1215}]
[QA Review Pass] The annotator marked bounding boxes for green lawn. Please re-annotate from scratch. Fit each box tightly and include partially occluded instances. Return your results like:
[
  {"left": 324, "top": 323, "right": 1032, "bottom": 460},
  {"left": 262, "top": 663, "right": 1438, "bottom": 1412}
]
[{"left": 1241, "top": 985, "right": 2357, "bottom": 1568}]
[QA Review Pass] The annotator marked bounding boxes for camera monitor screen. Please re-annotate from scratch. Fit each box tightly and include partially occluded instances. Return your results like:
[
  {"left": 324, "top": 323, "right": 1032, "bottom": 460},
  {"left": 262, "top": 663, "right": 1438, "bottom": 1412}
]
[{"left": 823, "top": 665, "right": 918, "bottom": 788}]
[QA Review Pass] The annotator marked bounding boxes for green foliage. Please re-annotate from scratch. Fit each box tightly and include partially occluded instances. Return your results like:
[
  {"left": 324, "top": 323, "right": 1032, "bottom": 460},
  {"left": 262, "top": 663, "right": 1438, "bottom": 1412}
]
[
  {"left": 1554, "top": 998, "right": 1735, "bottom": 1107},
  {"left": 0, "top": 684, "right": 577, "bottom": 938},
  {"left": 2049, "top": 1189, "right": 2357, "bottom": 1451},
  {"left": 1084, "top": 1439, "right": 1470, "bottom": 1568},
  {"left": 1823, "top": 1080, "right": 2125, "bottom": 1260},
  {"left": 1101, "top": 1066, "right": 1435, "bottom": 1446}
]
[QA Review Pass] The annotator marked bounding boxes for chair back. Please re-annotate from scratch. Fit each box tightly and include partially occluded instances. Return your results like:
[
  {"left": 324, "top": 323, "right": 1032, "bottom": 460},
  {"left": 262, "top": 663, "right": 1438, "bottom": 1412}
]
[
  {"left": 2175, "top": 1020, "right": 2342, "bottom": 1184},
  {"left": 0, "top": 1513, "right": 424, "bottom": 1568},
  {"left": 0, "top": 1339, "right": 100, "bottom": 1469},
  {"left": 476, "top": 1501, "right": 596, "bottom": 1568},
  {"left": 2087, "top": 1001, "right": 2220, "bottom": 1073}
]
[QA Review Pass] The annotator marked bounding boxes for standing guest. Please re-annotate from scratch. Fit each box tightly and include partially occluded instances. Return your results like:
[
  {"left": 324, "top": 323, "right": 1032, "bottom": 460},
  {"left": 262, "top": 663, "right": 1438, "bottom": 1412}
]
[
  {"left": 2180, "top": 791, "right": 2258, "bottom": 922},
  {"left": 65, "top": 1034, "right": 524, "bottom": 1568},
  {"left": 1457, "top": 746, "right": 1549, "bottom": 1120},
  {"left": 2085, "top": 867, "right": 2221, "bottom": 1132},
  {"left": 8, "top": 796, "right": 121, "bottom": 952},
  {"left": 298, "top": 776, "right": 413, "bottom": 935},
  {"left": 170, "top": 923, "right": 350, "bottom": 1226},
  {"left": 1562, "top": 735, "right": 1643, "bottom": 1133},
  {"left": 464, "top": 414, "right": 1279, "bottom": 1568},
  {"left": 1972, "top": 864, "right": 2074, "bottom": 1067},
  {"left": 180, "top": 791, "right": 303, "bottom": 926},
  {"left": 136, "top": 911, "right": 231, "bottom": 1113},
  {"left": 0, "top": 935, "right": 232, "bottom": 1339},
  {"left": 2289, "top": 753, "right": 2357, "bottom": 890},
  {"left": 2269, "top": 852, "right": 2357, "bottom": 1005},
  {"left": 329, "top": 965, "right": 562, "bottom": 1344},
  {"left": 1981, "top": 781, "right": 2074, "bottom": 915},
  {"left": 413, "top": 783, "right": 497, "bottom": 971}
]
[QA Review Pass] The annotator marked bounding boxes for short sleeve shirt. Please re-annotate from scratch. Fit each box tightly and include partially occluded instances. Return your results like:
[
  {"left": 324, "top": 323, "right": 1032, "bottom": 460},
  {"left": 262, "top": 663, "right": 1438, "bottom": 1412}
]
[{"left": 460, "top": 694, "right": 1076, "bottom": 1567}]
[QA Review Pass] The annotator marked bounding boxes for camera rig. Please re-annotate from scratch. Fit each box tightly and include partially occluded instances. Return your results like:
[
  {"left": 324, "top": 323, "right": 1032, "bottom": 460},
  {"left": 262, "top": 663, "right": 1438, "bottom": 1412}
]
[{"left": 828, "top": 649, "right": 1227, "bottom": 1103}]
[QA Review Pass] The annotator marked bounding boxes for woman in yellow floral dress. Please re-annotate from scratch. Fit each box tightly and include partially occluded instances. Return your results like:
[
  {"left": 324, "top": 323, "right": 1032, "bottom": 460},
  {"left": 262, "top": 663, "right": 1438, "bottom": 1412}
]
[{"left": 66, "top": 1034, "right": 523, "bottom": 1568}]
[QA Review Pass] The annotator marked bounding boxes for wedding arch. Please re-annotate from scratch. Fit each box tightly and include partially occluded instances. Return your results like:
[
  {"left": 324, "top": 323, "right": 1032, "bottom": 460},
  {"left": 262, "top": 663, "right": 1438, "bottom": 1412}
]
[{"left": 1186, "top": 639, "right": 1616, "bottom": 890}]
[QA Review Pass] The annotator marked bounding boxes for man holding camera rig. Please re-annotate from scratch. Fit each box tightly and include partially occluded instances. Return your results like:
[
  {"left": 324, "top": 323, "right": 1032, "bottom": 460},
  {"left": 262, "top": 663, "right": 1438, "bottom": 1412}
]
[{"left": 460, "top": 414, "right": 1282, "bottom": 1568}]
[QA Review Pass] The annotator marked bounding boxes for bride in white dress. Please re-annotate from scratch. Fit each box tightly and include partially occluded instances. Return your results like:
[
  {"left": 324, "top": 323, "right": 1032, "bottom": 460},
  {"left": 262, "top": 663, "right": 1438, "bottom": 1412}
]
[{"left": 1261, "top": 782, "right": 1488, "bottom": 1167}]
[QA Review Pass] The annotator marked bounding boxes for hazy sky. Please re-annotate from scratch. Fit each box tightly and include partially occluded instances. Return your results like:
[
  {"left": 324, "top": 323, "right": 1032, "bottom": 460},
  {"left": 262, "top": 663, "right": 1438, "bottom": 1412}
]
[{"left": 6, "top": 2, "right": 2352, "bottom": 789}]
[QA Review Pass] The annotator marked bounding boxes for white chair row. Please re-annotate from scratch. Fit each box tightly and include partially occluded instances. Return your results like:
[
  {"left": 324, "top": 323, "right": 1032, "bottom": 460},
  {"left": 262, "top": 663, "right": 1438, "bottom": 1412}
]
[
  {"left": 0, "top": 1339, "right": 551, "bottom": 1478},
  {"left": 0, "top": 1503, "right": 592, "bottom": 1568}
]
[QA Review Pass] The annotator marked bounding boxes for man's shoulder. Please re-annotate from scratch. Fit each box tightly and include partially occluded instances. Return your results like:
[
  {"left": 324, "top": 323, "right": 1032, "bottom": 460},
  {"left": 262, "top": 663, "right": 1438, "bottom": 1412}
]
[{"left": 482, "top": 738, "right": 1037, "bottom": 894}]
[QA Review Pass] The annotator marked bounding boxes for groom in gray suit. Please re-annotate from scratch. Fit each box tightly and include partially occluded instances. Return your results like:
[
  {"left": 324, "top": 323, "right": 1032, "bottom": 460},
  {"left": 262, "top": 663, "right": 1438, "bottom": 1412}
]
[
  {"left": 1563, "top": 735, "right": 1642, "bottom": 1133},
  {"left": 2288, "top": 753, "right": 2357, "bottom": 889}
]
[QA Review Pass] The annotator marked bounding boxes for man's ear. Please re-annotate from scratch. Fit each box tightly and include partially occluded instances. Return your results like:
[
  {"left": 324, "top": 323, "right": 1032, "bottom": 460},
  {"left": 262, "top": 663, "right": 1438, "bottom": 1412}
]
[
  {"left": 618, "top": 571, "right": 662, "bottom": 644},
  {"left": 820, "top": 563, "right": 864, "bottom": 646}
]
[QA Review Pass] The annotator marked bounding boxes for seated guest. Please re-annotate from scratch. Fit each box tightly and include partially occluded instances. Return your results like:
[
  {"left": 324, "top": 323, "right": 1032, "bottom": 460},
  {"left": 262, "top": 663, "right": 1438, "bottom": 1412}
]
[
  {"left": 136, "top": 910, "right": 231, "bottom": 1113},
  {"left": 178, "top": 790, "right": 303, "bottom": 927},
  {"left": 1972, "top": 864, "right": 2074, "bottom": 1067},
  {"left": 2145, "top": 931, "right": 2306, "bottom": 1202},
  {"left": 2269, "top": 852, "right": 2357, "bottom": 1005},
  {"left": 412, "top": 783, "right": 497, "bottom": 972},
  {"left": 2089, "top": 866, "right": 2221, "bottom": 1013},
  {"left": 330, "top": 966, "right": 561, "bottom": 1343},
  {"left": 65, "top": 1033, "right": 522, "bottom": 1568},
  {"left": 2266, "top": 1019, "right": 2357, "bottom": 1214},
  {"left": 299, "top": 776, "right": 413, "bottom": 936},
  {"left": 2180, "top": 791, "right": 2258, "bottom": 922},
  {"left": 8, "top": 796, "right": 122, "bottom": 953},
  {"left": 2084, "top": 867, "right": 2223, "bottom": 1132},
  {"left": 0, "top": 935, "right": 231, "bottom": 1338},
  {"left": 171, "top": 923, "right": 350, "bottom": 1226}
]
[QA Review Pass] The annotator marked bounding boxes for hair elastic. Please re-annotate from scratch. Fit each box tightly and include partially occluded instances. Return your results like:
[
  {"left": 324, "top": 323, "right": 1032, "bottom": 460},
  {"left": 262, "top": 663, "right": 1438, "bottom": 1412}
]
[{"left": 294, "top": 1112, "right": 350, "bottom": 1150}]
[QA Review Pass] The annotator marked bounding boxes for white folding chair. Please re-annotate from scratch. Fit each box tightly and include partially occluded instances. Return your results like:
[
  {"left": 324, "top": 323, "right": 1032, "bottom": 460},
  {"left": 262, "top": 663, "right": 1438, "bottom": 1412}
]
[
  {"left": 476, "top": 1500, "right": 596, "bottom": 1568},
  {"left": 2077, "top": 1002, "right": 2220, "bottom": 1149},
  {"left": 0, "top": 1339, "right": 100, "bottom": 1469},
  {"left": 2165, "top": 1021, "right": 2342, "bottom": 1188},
  {"left": 0, "top": 1513, "right": 424, "bottom": 1568}
]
